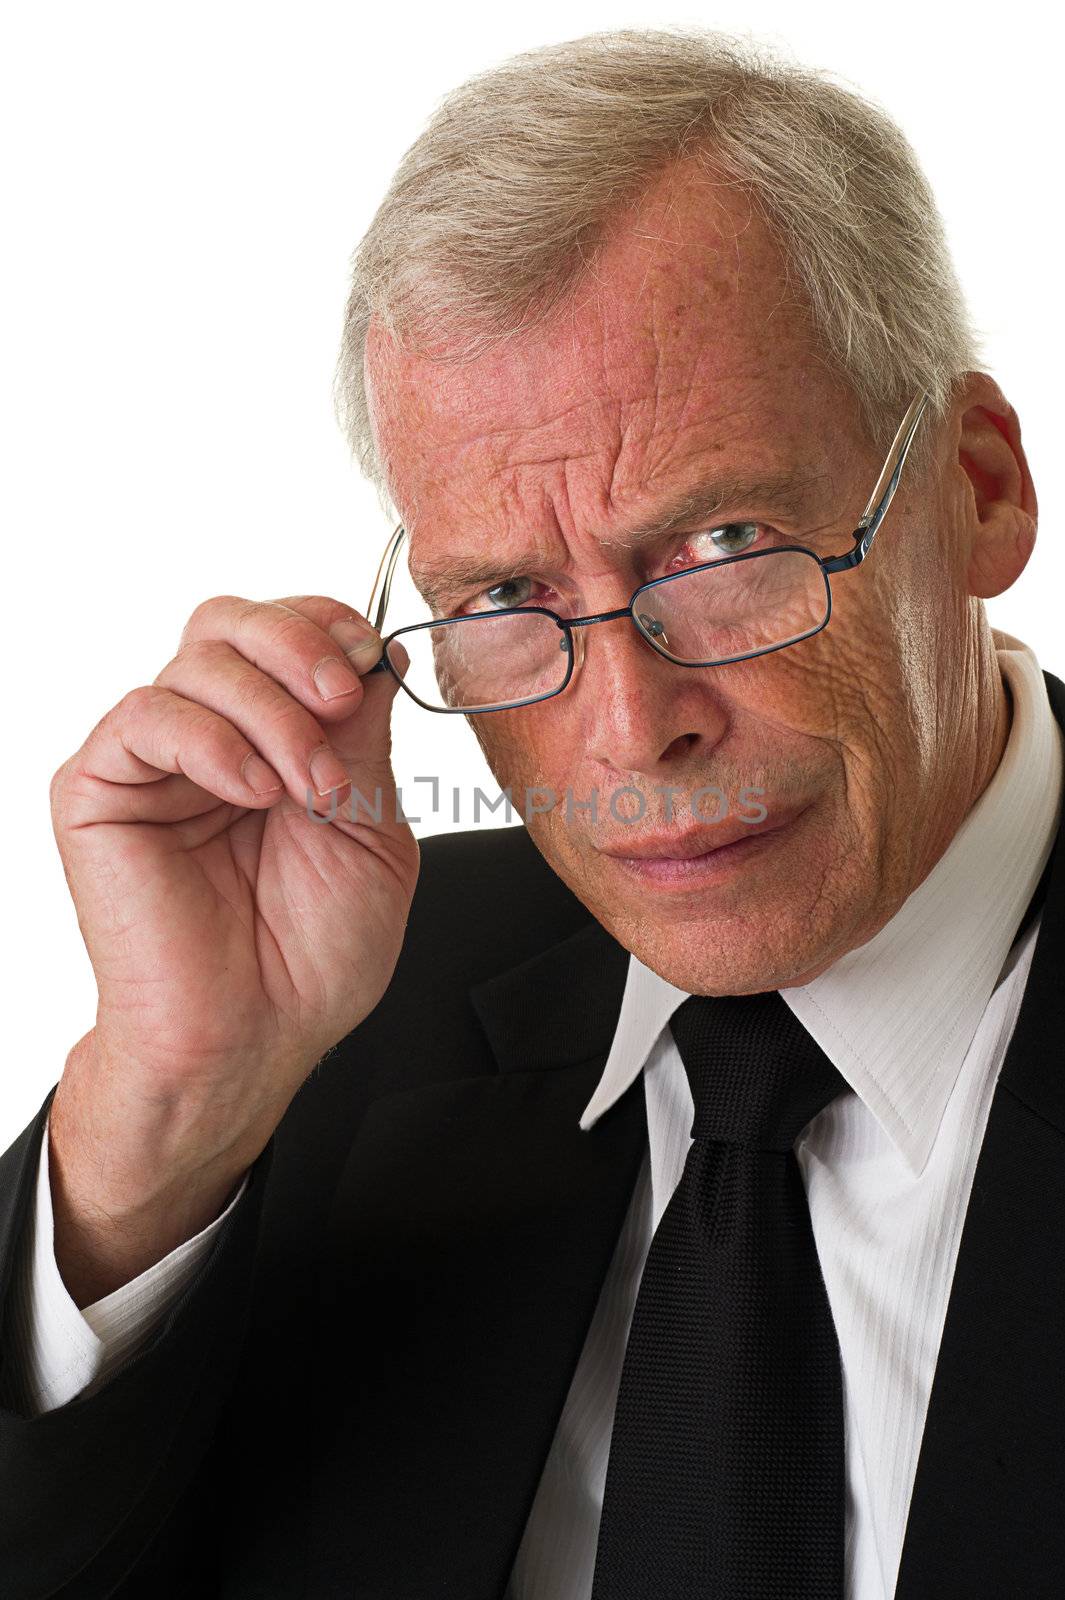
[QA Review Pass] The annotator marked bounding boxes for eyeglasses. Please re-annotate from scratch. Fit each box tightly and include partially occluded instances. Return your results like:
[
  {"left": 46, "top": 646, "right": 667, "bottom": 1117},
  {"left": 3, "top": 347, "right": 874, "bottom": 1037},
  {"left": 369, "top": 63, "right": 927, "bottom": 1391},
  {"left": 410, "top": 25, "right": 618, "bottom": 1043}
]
[{"left": 364, "top": 391, "right": 928, "bottom": 714}]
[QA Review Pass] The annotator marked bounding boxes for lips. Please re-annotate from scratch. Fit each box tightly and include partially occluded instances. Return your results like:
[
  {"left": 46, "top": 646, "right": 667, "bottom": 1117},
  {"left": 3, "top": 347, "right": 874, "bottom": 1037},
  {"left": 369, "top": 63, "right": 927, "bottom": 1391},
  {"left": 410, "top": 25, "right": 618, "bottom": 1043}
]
[{"left": 596, "top": 807, "right": 802, "bottom": 861}]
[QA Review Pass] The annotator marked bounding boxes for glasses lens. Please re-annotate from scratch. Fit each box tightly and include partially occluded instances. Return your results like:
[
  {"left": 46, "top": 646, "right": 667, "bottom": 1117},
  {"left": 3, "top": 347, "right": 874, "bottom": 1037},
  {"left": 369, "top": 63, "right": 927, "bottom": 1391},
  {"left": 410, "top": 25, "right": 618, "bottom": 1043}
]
[
  {"left": 633, "top": 548, "right": 830, "bottom": 664},
  {"left": 386, "top": 608, "right": 570, "bottom": 711}
]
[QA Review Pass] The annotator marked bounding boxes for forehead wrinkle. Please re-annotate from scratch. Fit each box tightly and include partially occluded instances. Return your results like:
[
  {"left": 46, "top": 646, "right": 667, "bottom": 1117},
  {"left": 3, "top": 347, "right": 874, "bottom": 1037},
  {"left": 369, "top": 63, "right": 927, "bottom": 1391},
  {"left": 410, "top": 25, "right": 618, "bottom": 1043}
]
[
  {"left": 409, "top": 461, "right": 833, "bottom": 609},
  {"left": 604, "top": 464, "right": 831, "bottom": 546}
]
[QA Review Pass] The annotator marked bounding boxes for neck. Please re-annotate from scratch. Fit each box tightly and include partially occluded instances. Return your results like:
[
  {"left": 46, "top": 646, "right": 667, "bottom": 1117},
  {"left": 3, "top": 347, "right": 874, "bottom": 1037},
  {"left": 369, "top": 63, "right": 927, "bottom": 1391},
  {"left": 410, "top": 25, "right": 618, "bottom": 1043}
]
[
  {"left": 939, "top": 623, "right": 1013, "bottom": 862},
  {"left": 895, "top": 620, "right": 1013, "bottom": 930}
]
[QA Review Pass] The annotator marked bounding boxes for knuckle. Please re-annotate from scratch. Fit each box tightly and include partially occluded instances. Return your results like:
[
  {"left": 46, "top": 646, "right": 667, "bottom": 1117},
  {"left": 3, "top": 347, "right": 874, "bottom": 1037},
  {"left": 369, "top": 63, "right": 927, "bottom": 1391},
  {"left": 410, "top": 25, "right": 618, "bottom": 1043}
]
[
  {"left": 269, "top": 609, "right": 318, "bottom": 650},
  {"left": 181, "top": 594, "right": 242, "bottom": 644},
  {"left": 217, "top": 665, "right": 316, "bottom": 748},
  {"left": 118, "top": 683, "right": 163, "bottom": 719},
  {"left": 180, "top": 703, "right": 234, "bottom": 765},
  {"left": 49, "top": 759, "right": 71, "bottom": 810},
  {"left": 282, "top": 594, "right": 364, "bottom": 624},
  {"left": 230, "top": 599, "right": 316, "bottom": 659},
  {"left": 233, "top": 596, "right": 275, "bottom": 630},
  {"left": 198, "top": 713, "right": 241, "bottom": 763},
  {"left": 171, "top": 635, "right": 229, "bottom": 671},
  {"left": 228, "top": 661, "right": 280, "bottom": 714},
  {"left": 269, "top": 697, "right": 322, "bottom": 748}
]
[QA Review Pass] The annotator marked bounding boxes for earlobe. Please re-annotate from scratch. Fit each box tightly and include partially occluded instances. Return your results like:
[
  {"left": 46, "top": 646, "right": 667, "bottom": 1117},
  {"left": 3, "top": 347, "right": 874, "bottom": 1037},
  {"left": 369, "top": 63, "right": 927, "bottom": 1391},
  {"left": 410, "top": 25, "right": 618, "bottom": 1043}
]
[
  {"left": 966, "top": 514, "right": 1037, "bottom": 601},
  {"left": 954, "top": 378, "right": 1038, "bottom": 599}
]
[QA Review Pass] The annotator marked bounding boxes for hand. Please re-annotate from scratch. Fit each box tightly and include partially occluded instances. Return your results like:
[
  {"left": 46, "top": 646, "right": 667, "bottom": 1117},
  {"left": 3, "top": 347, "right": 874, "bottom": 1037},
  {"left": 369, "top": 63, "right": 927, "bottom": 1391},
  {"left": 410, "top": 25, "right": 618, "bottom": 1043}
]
[{"left": 47, "top": 594, "right": 418, "bottom": 1296}]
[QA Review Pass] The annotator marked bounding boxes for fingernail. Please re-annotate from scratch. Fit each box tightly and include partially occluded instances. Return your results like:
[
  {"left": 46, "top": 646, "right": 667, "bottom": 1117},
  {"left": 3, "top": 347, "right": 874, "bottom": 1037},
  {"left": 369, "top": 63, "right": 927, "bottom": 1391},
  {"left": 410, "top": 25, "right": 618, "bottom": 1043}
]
[
  {"left": 347, "top": 638, "right": 383, "bottom": 672},
  {"left": 313, "top": 655, "right": 361, "bottom": 701},
  {"left": 330, "top": 616, "right": 379, "bottom": 656},
  {"left": 242, "top": 753, "right": 284, "bottom": 794},
  {"left": 309, "top": 747, "right": 351, "bottom": 796}
]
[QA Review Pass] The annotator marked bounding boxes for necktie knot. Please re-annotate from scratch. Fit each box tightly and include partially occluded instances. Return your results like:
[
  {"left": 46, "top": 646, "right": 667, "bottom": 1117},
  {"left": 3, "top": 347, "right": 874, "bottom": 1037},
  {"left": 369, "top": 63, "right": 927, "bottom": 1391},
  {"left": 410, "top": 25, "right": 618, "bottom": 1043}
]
[{"left": 668, "top": 990, "right": 851, "bottom": 1152}]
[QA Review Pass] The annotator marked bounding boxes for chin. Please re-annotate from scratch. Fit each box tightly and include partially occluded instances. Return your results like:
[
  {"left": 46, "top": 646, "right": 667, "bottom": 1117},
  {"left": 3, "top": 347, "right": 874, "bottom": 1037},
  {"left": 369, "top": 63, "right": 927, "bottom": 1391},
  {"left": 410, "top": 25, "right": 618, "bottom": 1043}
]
[
  {"left": 615, "top": 918, "right": 826, "bottom": 995},
  {"left": 584, "top": 865, "right": 853, "bottom": 997}
]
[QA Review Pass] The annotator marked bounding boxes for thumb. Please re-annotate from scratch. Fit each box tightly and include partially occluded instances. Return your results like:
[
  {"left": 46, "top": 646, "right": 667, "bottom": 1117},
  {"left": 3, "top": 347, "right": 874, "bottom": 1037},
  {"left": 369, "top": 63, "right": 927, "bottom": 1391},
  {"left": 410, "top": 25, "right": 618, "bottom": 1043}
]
[{"left": 330, "top": 640, "right": 410, "bottom": 793}]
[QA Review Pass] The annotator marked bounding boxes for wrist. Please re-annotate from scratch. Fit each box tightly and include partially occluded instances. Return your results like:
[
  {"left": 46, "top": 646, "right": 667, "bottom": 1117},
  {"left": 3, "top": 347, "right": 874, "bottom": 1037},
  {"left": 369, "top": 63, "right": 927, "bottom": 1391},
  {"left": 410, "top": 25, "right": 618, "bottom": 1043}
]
[
  {"left": 48, "top": 1041, "right": 259, "bottom": 1307},
  {"left": 54, "top": 1029, "right": 273, "bottom": 1198},
  {"left": 47, "top": 1130, "right": 247, "bottom": 1309}
]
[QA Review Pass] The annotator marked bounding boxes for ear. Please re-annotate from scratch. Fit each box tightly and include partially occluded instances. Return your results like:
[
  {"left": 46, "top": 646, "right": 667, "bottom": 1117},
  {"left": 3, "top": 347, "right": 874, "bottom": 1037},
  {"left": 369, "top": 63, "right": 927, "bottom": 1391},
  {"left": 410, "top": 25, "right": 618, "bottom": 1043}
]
[{"left": 951, "top": 372, "right": 1037, "bottom": 599}]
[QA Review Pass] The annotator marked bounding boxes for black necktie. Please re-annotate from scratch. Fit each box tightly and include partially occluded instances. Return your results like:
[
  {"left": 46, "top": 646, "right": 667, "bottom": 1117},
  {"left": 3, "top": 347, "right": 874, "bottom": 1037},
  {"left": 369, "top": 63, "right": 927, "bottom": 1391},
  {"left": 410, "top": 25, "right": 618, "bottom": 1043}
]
[{"left": 590, "top": 989, "right": 854, "bottom": 1599}]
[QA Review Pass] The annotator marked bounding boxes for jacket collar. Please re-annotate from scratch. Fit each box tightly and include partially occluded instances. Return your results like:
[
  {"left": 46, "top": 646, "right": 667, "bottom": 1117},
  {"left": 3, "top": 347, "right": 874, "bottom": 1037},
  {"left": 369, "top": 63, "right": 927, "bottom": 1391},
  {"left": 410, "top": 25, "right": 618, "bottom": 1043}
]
[{"left": 468, "top": 916, "right": 630, "bottom": 1077}]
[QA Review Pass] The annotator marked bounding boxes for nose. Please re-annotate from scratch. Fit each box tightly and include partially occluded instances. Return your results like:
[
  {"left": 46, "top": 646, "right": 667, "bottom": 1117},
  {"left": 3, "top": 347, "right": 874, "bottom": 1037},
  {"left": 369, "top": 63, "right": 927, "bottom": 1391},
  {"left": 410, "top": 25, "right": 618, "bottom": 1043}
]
[{"left": 573, "top": 613, "right": 730, "bottom": 774}]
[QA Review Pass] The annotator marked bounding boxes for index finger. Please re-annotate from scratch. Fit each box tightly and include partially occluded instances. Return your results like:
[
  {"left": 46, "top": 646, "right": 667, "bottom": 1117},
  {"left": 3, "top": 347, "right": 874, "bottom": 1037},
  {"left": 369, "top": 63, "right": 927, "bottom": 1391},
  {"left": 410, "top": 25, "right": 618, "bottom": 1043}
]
[{"left": 259, "top": 595, "right": 385, "bottom": 671}]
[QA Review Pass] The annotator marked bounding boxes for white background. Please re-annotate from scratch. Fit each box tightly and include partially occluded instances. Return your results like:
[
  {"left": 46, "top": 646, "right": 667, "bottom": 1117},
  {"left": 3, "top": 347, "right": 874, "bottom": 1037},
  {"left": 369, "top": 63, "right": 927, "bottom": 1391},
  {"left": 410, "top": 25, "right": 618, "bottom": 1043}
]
[{"left": 2, "top": 2, "right": 1061, "bottom": 1144}]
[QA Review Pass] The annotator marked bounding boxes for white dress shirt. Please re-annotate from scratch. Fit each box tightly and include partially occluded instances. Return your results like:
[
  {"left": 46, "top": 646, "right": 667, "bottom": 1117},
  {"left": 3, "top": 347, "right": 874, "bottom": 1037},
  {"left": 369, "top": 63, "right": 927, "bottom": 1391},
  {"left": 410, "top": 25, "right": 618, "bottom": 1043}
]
[{"left": 5, "top": 630, "right": 1062, "bottom": 1600}]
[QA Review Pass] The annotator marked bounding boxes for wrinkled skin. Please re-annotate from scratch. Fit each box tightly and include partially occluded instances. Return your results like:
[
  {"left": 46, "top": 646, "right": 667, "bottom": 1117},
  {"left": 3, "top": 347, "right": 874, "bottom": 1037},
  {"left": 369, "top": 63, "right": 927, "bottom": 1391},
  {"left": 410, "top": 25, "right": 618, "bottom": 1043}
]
[{"left": 365, "top": 157, "right": 1037, "bottom": 995}]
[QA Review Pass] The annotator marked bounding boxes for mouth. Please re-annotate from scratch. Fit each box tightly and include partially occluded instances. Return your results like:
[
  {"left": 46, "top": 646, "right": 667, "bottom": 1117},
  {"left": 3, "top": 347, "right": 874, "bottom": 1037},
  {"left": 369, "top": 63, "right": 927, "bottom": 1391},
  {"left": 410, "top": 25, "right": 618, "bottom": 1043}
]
[{"left": 596, "top": 804, "right": 809, "bottom": 888}]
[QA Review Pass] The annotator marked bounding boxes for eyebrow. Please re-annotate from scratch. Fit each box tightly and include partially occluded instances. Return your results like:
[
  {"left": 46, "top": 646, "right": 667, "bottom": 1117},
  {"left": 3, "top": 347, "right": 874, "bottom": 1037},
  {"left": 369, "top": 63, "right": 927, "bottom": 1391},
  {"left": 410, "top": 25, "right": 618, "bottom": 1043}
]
[{"left": 410, "top": 466, "right": 832, "bottom": 610}]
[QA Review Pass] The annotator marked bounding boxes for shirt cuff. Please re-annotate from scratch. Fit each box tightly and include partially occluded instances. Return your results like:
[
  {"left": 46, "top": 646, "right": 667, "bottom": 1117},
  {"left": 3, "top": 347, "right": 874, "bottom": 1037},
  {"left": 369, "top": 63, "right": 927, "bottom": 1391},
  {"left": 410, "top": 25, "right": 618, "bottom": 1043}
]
[{"left": 6, "top": 1106, "right": 249, "bottom": 1415}]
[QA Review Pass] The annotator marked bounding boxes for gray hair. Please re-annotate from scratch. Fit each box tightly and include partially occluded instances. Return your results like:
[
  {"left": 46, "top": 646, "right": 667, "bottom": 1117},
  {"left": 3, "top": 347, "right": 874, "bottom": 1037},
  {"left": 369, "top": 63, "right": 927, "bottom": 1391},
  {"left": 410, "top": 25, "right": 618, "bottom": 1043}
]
[{"left": 336, "top": 27, "right": 981, "bottom": 507}]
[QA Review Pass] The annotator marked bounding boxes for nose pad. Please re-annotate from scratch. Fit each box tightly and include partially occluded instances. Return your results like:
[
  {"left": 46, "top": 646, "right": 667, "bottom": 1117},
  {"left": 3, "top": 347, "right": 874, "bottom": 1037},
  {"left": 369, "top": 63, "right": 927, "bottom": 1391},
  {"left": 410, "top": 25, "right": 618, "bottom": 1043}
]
[
  {"left": 636, "top": 610, "right": 669, "bottom": 649},
  {"left": 563, "top": 613, "right": 676, "bottom": 700}
]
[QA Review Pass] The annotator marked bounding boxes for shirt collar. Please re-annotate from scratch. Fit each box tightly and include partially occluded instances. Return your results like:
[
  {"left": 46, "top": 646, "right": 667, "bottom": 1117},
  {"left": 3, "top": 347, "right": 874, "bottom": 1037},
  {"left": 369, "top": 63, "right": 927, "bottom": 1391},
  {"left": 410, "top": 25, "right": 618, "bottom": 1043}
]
[{"left": 580, "top": 631, "right": 1063, "bottom": 1178}]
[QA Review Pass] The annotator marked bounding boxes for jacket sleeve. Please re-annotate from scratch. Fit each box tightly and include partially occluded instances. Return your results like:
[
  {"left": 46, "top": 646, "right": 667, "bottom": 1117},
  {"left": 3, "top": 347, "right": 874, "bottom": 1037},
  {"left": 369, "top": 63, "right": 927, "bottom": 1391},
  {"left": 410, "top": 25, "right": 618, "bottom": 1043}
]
[{"left": 0, "top": 1083, "right": 274, "bottom": 1599}]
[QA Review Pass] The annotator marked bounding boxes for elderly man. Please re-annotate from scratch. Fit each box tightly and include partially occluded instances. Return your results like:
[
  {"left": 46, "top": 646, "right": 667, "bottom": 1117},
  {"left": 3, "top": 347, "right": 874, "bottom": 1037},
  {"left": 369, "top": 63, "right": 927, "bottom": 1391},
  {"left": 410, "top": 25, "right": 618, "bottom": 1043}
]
[{"left": 1, "top": 27, "right": 1060, "bottom": 1600}]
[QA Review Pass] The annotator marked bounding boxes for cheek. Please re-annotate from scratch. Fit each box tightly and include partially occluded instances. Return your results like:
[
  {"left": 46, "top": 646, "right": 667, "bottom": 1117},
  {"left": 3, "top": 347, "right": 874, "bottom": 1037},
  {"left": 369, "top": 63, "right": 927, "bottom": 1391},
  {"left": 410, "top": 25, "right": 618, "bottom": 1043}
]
[
  {"left": 708, "top": 644, "right": 847, "bottom": 743},
  {"left": 768, "top": 590, "right": 905, "bottom": 732},
  {"left": 474, "top": 715, "right": 580, "bottom": 794},
  {"left": 723, "top": 625, "right": 918, "bottom": 831},
  {"left": 475, "top": 712, "right": 598, "bottom": 858}
]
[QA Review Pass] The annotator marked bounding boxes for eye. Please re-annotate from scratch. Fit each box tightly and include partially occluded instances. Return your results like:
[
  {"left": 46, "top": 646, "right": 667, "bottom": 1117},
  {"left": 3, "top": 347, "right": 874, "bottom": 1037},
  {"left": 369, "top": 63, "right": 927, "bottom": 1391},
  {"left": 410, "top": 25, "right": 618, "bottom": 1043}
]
[
  {"left": 480, "top": 576, "right": 535, "bottom": 610},
  {"left": 697, "top": 521, "right": 762, "bottom": 558}
]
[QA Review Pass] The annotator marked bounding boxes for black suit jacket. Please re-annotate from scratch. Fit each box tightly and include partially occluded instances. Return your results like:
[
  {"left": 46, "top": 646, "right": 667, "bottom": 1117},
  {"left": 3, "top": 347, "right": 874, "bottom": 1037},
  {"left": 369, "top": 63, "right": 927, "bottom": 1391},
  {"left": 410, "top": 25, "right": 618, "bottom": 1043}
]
[{"left": 2, "top": 671, "right": 1064, "bottom": 1600}]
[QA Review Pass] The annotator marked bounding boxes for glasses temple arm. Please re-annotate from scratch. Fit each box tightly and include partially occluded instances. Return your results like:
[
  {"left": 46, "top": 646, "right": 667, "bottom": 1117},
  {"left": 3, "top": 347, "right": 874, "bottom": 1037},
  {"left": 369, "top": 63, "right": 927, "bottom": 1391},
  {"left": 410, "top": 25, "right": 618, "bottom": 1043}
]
[
  {"left": 366, "top": 523, "right": 407, "bottom": 634},
  {"left": 853, "top": 392, "right": 930, "bottom": 558}
]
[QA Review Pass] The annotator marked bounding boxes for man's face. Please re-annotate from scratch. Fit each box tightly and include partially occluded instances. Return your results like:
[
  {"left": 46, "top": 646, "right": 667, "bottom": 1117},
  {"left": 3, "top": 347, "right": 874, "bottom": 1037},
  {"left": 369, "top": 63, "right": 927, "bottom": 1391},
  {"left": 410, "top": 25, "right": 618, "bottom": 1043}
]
[{"left": 365, "top": 161, "right": 992, "bottom": 994}]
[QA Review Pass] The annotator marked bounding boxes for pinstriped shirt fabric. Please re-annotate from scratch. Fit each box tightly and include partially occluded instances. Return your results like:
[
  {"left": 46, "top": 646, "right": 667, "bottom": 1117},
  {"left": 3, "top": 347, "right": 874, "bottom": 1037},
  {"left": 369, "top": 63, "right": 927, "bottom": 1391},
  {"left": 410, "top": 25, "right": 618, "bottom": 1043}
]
[
  {"left": 506, "top": 630, "right": 1063, "bottom": 1600},
  {"left": 6, "top": 633, "right": 1064, "bottom": 1600}
]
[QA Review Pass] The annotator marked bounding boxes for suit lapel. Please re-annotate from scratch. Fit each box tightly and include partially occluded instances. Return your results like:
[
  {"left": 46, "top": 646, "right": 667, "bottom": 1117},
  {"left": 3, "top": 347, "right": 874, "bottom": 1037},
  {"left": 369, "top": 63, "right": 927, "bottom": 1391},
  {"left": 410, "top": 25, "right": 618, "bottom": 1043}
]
[
  {"left": 895, "top": 669, "right": 1065, "bottom": 1598},
  {"left": 306, "top": 918, "right": 646, "bottom": 1600}
]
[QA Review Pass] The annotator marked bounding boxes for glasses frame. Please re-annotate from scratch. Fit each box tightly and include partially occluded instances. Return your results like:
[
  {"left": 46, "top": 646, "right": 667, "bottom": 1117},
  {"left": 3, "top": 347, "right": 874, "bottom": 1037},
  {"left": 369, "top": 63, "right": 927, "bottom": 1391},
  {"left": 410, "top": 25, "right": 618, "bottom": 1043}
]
[{"left": 364, "top": 390, "right": 929, "bottom": 714}]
